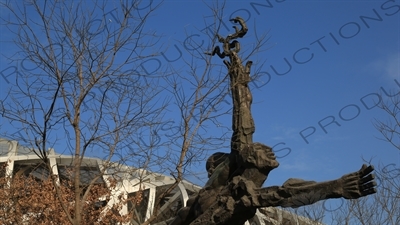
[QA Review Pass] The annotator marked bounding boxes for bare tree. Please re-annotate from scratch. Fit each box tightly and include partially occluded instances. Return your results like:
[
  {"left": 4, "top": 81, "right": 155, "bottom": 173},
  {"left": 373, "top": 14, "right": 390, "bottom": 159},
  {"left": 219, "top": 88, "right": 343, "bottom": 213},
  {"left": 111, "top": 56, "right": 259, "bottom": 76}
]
[
  {"left": 297, "top": 90, "right": 400, "bottom": 225},
  {"left": 323, "top": 88, "right": 400, "bottom": 225},
  {"left": 0, "top": 1, "right": 166, "bottom": 224},
  {"left": 0, "top": 1, "right": 274, "bottom": 224},
  {"left": 288, "top": 202, "right": 326, "bottom": 224},
  {"left": 374, "top": 92, "right": 400, "bottom": 151}
]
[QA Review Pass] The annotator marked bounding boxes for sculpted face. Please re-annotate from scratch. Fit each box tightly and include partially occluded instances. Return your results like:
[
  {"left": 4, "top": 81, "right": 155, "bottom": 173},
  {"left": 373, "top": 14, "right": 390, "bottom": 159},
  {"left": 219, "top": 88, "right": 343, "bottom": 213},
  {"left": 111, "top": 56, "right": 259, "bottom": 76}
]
[
  {"left": 266, "top": 146, "right": 279, "bottom": 169},
  {"left": 205, "top": 143, "right": 279, "bottom": 181},
  {"left": 253, "top": 142, "right": 279, "bottom": 170}
]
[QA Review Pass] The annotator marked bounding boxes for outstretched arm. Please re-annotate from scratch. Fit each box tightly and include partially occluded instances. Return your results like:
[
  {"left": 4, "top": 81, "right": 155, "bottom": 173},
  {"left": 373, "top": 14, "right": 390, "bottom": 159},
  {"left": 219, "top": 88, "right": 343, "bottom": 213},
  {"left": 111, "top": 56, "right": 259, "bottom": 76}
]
[
  {"left": 334, "top": 164, "right": 376, "bottom": 199},
  {"left": 251, "top": 164, "right": 377, "bottom": 208}
]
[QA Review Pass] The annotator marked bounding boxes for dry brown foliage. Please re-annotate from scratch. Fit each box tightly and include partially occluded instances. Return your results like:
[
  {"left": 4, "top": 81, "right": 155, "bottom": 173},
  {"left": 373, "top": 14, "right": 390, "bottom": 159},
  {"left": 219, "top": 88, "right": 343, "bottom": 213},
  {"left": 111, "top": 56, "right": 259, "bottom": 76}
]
[{"left": 0, "top": 163, "right": 129, "bottom": 225}]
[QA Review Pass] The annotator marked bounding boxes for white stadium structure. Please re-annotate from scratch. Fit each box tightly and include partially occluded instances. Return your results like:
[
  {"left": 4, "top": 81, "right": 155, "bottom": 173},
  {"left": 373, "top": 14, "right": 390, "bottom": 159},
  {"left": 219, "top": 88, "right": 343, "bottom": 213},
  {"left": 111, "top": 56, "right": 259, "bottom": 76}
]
[{"left": 0, "top": 138, "right": 324, "bottom": 225}]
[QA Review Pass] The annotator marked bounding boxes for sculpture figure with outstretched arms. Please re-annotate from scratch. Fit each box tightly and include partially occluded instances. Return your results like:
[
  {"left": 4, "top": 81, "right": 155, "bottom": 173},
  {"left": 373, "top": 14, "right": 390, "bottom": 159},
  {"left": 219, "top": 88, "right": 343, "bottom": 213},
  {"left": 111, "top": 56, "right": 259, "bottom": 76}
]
[{"left": 169, "top": 17, "right": 376, "bottom": 225}]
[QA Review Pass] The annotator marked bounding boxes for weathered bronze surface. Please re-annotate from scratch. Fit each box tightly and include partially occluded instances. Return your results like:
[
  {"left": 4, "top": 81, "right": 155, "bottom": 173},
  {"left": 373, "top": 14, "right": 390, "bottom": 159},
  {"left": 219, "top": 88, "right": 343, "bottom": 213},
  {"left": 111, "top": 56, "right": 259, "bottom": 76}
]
[{"left": 169, "top": 17, "right": 376, "bottom": 225}]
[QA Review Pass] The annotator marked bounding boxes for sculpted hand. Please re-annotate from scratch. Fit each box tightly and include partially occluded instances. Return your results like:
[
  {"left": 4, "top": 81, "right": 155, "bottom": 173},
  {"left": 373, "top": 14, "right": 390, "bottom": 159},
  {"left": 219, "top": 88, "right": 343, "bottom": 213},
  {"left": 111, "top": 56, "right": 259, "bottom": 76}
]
[{"left": 339, "top": 164, "right": 377, "bottom": 199}]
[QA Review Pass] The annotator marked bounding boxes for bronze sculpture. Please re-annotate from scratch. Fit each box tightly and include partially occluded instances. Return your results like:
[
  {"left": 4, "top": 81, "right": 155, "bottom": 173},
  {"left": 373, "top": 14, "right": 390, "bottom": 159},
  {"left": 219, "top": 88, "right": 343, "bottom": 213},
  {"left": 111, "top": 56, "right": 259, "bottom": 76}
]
[{"left": 170, "top": 17, "right": 376, "bottom": 225}]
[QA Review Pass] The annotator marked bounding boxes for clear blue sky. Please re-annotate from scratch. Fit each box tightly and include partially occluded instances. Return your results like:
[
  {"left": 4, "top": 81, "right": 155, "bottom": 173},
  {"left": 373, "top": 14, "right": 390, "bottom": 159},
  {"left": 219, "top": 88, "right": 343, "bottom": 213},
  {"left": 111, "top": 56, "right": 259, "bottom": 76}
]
[
  {"left": 1, "top": 0, "right": 399, "bottom": 206},
  {"left": 142, "top": 0, "right": 400, "bottom": 185}
]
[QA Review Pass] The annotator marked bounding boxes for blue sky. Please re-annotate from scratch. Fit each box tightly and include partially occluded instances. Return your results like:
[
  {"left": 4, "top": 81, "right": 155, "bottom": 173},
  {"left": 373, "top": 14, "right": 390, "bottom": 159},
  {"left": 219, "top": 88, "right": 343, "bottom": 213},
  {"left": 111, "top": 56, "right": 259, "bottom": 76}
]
[
  {"left": 1, "top": 0, "right": 399, "bottom": 205},
  {"left": 142, "top": 0, "right": 400, "bottom": 185}
]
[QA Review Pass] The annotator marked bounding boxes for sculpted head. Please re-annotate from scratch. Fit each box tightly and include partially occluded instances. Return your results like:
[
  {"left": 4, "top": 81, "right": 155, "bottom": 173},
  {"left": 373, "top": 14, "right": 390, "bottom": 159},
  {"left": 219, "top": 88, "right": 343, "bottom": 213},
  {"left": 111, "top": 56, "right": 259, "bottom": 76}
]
[
  {"left": 206, "top": 152, "right": 229, "bottom": 178},
  {"left": 250, "top": 142, "right": 279, "bottom": 170},
  {"left": 205, "top": 143, "right": 279, "bottom": 179}
]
